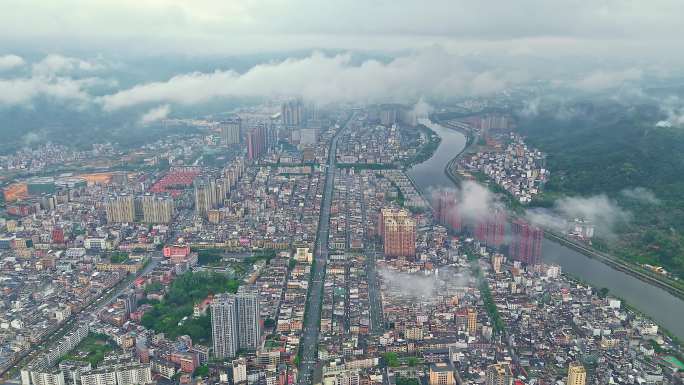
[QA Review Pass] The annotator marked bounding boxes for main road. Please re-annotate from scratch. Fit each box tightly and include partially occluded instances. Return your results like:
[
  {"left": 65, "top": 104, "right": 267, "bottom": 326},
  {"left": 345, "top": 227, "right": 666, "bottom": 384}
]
[{"left": 297, "top": 113, "right": 355, "bottom": 385}]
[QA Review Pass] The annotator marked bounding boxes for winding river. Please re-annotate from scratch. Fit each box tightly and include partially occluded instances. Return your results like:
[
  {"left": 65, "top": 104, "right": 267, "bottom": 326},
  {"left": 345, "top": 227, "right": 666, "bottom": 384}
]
[{"left": 408, "top": 120, "right": 684, "bottom": 340}]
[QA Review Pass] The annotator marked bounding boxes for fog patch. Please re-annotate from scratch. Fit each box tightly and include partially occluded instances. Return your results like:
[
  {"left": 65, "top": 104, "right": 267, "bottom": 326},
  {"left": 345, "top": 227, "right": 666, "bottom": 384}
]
[
  {"left": 526, "top": 194, "right": 630, "bottom": 239},
  {"left": 620, "top": 187, "right": 660, "bottom": 205},
  {"left": 139, "top": 104, "right": 171, "bottom": 125}
]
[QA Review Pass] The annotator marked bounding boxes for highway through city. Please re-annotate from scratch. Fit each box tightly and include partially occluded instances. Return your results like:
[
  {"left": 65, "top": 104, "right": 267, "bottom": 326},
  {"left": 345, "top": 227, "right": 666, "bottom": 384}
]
[
  {"left": 359, "top": 188, "right": 383, "bottom": 335},
  {"left": 297, "top": 113, "right": 355, "bottom": 385},
  {"left": 365, "top": 246, "right": 384, "bottom": 334}
]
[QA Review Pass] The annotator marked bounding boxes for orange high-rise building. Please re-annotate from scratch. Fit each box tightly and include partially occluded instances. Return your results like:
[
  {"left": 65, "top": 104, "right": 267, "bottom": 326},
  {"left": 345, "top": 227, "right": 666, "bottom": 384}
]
[{"left": 378, "top": 208, "right": 416, "bottom": 258}]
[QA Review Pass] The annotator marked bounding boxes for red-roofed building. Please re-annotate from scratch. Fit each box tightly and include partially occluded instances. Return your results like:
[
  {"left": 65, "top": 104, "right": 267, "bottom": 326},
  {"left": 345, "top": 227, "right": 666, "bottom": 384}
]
[{"left": 163, "top": 245, "right": 191, "bottom": 259}]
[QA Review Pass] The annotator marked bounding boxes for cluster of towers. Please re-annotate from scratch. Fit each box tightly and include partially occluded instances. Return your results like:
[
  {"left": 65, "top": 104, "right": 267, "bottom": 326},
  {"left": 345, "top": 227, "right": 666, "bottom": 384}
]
[
  {"left": 210, "top": 288, "right": 261, "bottom": 359},
  {"left": 433, "top": 190, "right": 462, "bottom": 232},
  {"left": 105, "top": 193, "right": 174, "bottom": 224},
  {"left": 509, "top": 219, "right": 543, "bottom": 265},
  {"left": 281, "top": 99, "right": 304, "bottom": 128},
  {"left": 193, "top": 158, "right": 245, "bottom": 217},
  {"left": 219, "top": 116, "right": 273, "bottom": 162},
  {"left": 475, "top": 209, "right": 507, "bottom": 249},
  {"left": 432, "top": 189, "right": 543, "bottom": 265}
]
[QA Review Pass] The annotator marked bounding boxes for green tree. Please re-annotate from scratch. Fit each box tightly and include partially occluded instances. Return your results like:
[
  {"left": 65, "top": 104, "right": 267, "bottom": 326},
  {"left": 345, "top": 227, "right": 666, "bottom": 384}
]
[
  {"left": 193, "top": 365, "right": 209, "bottom": 377},
  {"left": 407, "top": 357, "right": 420, "bottom": 367},
  {"left": 139, "top": 271, "right": 239, "bottom": 342},
  {"left": 382, "top": 352, "right": 400, "bottom": 367}
]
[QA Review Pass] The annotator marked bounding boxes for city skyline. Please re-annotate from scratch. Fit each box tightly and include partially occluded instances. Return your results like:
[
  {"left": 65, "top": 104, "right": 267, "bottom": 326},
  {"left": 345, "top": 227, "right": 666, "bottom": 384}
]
[{"left": 2, "top": 1, "right": 684, "bottom": 384}]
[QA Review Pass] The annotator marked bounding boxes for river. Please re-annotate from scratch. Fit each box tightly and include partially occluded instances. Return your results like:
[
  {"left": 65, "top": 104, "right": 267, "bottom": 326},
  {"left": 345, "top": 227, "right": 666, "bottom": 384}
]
[
  {"left": 408, "top": 120, "right": 467, "bottom": 190},
  {"left": 408, "top": 120, "right": 684, "bottom": 340}
]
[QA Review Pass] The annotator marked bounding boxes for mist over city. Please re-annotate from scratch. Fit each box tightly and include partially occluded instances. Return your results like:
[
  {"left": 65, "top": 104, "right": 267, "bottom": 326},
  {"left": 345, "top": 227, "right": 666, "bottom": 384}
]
[{"left": 2, "top": 1, "right": 684, "bottom": 385}]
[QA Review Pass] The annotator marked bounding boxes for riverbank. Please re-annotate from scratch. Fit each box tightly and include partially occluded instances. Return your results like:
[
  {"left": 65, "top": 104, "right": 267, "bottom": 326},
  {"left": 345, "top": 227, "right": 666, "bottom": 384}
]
[
  {"left": 411, "top": 116, "right": 684, "bottom": 339},
  {"left": 400, "top": 123, "right": 442, "bottom": 169},
  {"left": 545, "top": 231, "right": 684, "bottom": 300},
  {"left": 433, "top": 116, "right": 684, "bottom": 301}
]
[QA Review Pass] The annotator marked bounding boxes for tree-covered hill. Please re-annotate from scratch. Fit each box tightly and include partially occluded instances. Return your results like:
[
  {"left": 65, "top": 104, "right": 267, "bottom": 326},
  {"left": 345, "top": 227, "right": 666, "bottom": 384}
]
[{"left": 517, "top": 100, "right": 684, "bottom": 278}]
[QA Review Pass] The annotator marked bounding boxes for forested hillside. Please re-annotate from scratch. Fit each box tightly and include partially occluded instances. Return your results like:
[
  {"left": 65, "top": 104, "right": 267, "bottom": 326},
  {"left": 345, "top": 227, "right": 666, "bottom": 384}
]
[{"left": 518, "top": 101, "right": 684, "bottom": 278}]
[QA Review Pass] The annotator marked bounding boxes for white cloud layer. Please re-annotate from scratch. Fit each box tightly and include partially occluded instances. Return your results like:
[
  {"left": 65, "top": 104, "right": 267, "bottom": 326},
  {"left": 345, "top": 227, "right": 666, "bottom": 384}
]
[
  {"left": 0, "top": 76, "right": 91, "bottom": 106},
  {"left": 0, "top": 54, "right": 24, "bottom": 71},
  {"left": 32, "top": 54, "right": 105, "bottom": 77},
  {"left": 0, "top": 54, "right": 115, "bottom": 107},
  {"left": 99, "top": 49, "right": 518, "bottom": 110}
]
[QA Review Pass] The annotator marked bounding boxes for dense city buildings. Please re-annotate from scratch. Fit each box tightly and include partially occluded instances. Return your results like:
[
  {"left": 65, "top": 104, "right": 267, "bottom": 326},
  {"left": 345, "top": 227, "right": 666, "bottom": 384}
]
[
  {"left": 486, "top": 363, "right": 513, "bottom": 385},
  {"left": 2, "top": 104, "right": 682, "bottom": 385},
  {"left": 455, "top": 125, "right": 548, "bottom": 204}
]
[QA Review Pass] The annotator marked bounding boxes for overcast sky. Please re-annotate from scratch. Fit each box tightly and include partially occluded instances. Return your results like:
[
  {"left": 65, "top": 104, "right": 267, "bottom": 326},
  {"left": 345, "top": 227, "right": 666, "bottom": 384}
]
[
  {"left": 1, "top": 0, "right": 683, "bottom": 58},
  {"left": 1, "top": 0, "right": 683, "bottom": 120}
]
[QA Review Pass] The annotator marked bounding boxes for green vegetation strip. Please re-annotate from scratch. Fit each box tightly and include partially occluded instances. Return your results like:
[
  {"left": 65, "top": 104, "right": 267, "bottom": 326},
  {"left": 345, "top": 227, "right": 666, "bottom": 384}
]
[{"left": 141, "top": 271, "right": 240, "bottom": 344}]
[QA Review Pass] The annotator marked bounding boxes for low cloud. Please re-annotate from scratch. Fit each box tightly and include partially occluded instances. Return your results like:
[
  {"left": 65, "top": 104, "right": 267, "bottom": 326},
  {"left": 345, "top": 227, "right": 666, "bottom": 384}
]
[
  {"left": 99, "top": 49, "right": 518, "bottom": 111},
  {"left": 452, "top": 181, "right": 504, "bottom": 222},
  {"left": 0, "top": 54, "right": 25, "bottom": 71},
  {"left": 430, "top": 181, "right": 504, "bottom": 225},
  {"left": 656, "top": 96, "right": 684, "bottom": 128},
  {"left": 516, "top": 96, "right": 581, "bottom": 121},
  {"left": 526, "top": 194, "right": 630, "bottom": 238},
  {"left": 409, "top": 97, "right": 433, "bottom": 123},
  {"left": 0, "top": 76, "right": 91, "bottom": 106},
  {"left": 0, "top": 54, "right": 114, "bottom": 107},
  {"left": 21, "top": 131, "right": 47, "bottom": 147},
  {"left": 139, "top": 104, "right": 171, "bottom": 125},
  {"left": 524, "top": 207, "right": 568, "bottom": 233},
  {"left": 620, "top": 187, "right": 661, "bottom": 205},
  {"left": 379, "top": 267, "right": 439, "bottom": 299},
  {"left": 518, "top": 98, "right": 541, "bottom": 118},
  {"left": 32, "top": 54, "right": 106, "bottom": 77},
  {"left": 573, "top": 68, "right": 642, "bottom": 92},
  {"left": 378, "top": 265, "right": 473, "bottom": 300}
]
